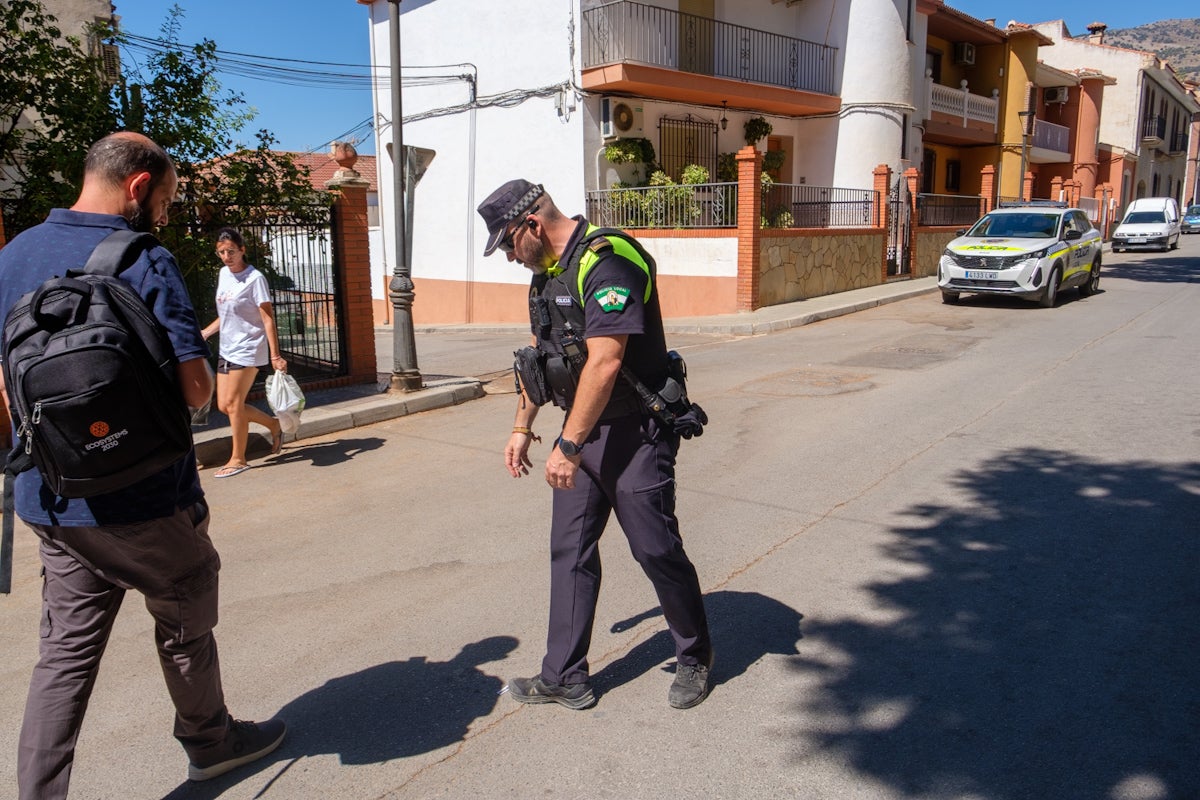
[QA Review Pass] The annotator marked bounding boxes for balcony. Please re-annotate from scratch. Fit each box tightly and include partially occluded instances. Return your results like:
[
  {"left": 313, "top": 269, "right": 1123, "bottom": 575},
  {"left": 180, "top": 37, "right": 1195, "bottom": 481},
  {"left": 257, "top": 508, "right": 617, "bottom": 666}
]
[
  {"left": 1028, "top": 118, "right": 1070, "bottom": 164},
  {"left": 1170, "top": 131, "right": 1188, "bottom": 154},
  {"left": 923, "top": 79, "right": 998, "bottom": 145},
  {"left": 1141, "top": 115, "right": 1166, "bottom": 146},
  {"left": 581, "top": 0, "right": 839, "bottom": 117}
]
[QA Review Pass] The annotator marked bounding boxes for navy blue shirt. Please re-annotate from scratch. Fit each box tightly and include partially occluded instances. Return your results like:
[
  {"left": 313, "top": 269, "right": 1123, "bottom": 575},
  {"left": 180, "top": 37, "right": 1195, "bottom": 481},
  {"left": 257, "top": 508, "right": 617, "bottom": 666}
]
[{"left": 0, "top": 209, "right": 209, "bottom": 526}]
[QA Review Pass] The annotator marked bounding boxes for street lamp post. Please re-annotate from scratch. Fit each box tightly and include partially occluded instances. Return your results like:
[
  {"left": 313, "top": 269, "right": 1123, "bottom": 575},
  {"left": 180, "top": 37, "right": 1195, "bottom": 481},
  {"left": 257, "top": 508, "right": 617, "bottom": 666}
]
[
  {"left": 387, "top": 0, "right": 422, "bottom": 391},
  {"left": 1017, "top": 110, "right": 1035, "bottom": 202}
]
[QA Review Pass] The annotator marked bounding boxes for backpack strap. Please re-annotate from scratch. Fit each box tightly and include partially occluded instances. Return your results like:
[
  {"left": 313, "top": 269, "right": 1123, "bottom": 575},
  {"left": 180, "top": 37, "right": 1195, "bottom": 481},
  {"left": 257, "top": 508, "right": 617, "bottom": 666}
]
[
  {"left": 75, "top": 230, "right": 158, "bottom": 278},
  {"left": 1, "top": 457, "right": 19, "bottom": 594}
]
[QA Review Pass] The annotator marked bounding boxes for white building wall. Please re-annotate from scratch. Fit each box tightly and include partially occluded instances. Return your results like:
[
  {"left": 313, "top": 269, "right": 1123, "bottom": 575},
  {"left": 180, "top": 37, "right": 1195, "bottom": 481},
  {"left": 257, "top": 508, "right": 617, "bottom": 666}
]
[
  {"left": 831, "top": 0, "right": 912, "bottom": 189},
  {"left": 366, "top": 0, "right": 583, "bottom": 293}
]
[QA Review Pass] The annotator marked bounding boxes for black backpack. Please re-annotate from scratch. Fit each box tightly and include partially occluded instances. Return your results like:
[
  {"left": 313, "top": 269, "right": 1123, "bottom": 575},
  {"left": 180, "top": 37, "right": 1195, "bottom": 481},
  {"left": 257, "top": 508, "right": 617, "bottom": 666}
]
[{"left": 2, "top": 229, "right": 193, "bottom": 500}]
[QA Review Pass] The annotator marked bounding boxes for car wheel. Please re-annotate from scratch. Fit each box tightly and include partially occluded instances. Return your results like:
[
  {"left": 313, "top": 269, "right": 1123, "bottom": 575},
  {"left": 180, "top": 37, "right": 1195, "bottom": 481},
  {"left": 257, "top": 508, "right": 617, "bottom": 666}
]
[
  {"left": 1170, "top": 235, "right": 1179, "bottom": 250},
  {"left": 941, "top": 290, "right": 959, "bottom": 304},
  {"left": 1039, "top": 266, "right": 1060, "bottom": 308},
  {"left": 1078, "top": 258, "right": 1100, "bottom": 297}
]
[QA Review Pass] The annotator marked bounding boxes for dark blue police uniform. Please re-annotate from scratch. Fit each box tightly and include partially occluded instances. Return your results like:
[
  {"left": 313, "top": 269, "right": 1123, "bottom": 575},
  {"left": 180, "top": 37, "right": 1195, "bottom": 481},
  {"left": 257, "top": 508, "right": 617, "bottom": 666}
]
[{"left": 532, "top": 217, "right": 712, "bottom": 686}]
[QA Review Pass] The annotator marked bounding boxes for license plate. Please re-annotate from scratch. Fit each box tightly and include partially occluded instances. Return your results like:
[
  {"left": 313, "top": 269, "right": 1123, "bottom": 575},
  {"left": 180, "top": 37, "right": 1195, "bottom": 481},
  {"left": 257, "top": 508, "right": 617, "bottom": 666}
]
[
  {"left": 1128, "top": 237, "right": 1146, "bottom": 243},
  {"left": 965, "top": 271, "right": 998, "bottom": 280}
]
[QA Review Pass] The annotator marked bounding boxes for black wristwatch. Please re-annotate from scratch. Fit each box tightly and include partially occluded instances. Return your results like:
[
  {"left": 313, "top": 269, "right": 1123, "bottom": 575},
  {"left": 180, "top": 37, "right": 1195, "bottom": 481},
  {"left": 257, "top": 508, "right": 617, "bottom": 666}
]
[{"left": 558, "top": 437, "right": 582, "bottom": 457}]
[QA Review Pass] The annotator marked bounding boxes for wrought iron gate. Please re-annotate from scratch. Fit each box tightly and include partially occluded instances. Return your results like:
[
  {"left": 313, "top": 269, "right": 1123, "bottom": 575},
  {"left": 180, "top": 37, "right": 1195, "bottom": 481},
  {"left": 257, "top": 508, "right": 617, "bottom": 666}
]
[
  {"left": 887, "top": 177, "right": 912, "bottom": 276},
  {"left": 161, "top": 204, "right": 346, "bottom": 384}
]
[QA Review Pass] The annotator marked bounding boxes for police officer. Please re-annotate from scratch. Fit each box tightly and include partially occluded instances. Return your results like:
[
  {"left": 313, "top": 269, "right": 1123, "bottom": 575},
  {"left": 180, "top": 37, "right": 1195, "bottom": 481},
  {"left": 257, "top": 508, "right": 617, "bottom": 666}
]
[{"left": 477, "top": 179, "right": 713, "bottom": 710}]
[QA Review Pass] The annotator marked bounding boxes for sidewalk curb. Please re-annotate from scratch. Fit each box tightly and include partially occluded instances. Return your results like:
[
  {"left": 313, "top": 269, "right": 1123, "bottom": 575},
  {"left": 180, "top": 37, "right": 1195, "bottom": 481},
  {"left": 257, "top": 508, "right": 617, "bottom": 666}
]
[{"left": 193, "top": 379, "right": 485, "bottom": 468}]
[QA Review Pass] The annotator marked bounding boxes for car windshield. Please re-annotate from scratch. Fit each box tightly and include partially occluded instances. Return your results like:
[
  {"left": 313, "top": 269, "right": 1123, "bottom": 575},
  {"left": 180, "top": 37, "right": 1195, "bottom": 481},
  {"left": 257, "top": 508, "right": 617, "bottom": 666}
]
[
  {"left": 1123, "top": 211, "right": 1165, "bottom": 224},
  {"left": 1186, "top": 206, "right": 1200, "bottom": 216},
  {"left": 966, "top": 212, "right": 1060, "bottom": 238}
]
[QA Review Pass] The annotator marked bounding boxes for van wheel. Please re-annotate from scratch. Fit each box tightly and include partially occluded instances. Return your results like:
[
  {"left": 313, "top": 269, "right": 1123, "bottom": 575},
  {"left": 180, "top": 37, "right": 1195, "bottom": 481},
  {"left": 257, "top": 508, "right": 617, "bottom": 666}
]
[
  {"left": 1039, "top": 266, "right": 1060, "bottom": 308},
  {"left": 941, "top": 291, "right": 959, "bottom": 304},
  {"left": 1078, "top": 259, "right": 1100, "bottom": 297}
]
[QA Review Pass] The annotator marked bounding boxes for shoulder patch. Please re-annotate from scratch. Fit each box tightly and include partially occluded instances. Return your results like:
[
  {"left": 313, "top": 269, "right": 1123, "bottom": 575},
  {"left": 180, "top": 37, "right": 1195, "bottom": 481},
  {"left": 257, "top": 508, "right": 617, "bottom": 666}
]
[
  {"left": 588, "top": 237, "right": 614, "bottom": 254},
  {"left": 594, "top": 285, "right": 630, "bottom": 312}
]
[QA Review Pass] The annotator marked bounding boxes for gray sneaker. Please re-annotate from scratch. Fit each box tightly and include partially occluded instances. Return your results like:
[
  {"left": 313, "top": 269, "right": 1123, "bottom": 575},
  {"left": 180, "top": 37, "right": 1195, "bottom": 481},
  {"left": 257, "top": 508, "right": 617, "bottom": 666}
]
[
  {"left": 187, "top": 718, "right": 287, "bottom": 781},
  {"left": 508, "top": 676, "right": 597, "bottom": 710},
  {"left": 668, "top": 656, "right": 713, "bottom": 709}
]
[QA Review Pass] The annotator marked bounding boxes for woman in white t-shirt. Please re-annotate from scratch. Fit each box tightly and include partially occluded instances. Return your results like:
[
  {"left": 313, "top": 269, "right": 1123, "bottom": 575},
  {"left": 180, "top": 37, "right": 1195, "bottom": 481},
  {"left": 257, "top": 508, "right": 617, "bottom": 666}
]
[{"left": 201, "top": 228, "right": 287, "bottom": 478}]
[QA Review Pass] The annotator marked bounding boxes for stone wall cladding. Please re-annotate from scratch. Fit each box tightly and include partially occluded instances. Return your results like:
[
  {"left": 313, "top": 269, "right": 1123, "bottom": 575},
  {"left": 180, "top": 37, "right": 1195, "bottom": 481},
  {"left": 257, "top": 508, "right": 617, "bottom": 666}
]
[
  {"left": 758, "top": 229, "right": 886, "bottom": 306},
  {"left": 914, "top": 228, "right": 960, "bottom": 278}
]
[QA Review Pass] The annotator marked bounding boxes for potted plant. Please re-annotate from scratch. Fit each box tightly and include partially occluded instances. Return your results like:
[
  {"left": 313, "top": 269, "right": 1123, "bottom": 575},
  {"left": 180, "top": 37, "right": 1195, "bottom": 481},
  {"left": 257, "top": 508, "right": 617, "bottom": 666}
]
[{"left": 744, "top": 116, "right": 773, "bottom": 149}]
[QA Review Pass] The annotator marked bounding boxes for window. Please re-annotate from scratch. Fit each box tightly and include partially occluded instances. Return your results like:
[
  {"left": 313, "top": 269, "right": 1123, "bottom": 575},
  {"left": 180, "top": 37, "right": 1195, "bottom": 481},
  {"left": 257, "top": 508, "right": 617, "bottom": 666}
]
[
  {"left": 659, "top": 117, "right": 718, "bottom": 182},
  {"left": 945, "top": 160, "right": 961, "bottom": 193}
]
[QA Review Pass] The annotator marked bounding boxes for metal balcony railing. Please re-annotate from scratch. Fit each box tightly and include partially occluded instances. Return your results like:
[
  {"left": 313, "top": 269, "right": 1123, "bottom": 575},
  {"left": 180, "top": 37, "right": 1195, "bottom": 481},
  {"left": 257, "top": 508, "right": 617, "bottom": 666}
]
[
  {"left": 762, "top": 184, "right": 878, "bottom": 229},
  {"left": 917, "top": 193, "right": 985, "bottom": 227},
  {"left": 1170, "top": 131, "right": 1188, "bottom": 153},
  {"left": 582, "top": 0, "right": 837, "bottom": 96},
  {"left": 1031, "top": 118, "right": 1069, "bottom": 153},
  {"left": 1141, "top": 115, "right": 1166, "bottom": 142},
  {"left": 928, "top": 80, "right": 999, "bottom": 131},
  {"left": 585, "top": 183, "right": 738, "bottom": 229}
]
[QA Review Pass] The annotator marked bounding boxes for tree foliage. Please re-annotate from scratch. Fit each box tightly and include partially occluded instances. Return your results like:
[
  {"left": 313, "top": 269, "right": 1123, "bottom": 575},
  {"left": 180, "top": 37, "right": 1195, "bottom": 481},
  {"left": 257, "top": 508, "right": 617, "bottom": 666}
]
[
  {"left": 0, "top": 1, "right": 328, "bottom": 245},
  {"left": 0, "top": 0, "right": 117, "bottom": 231}
]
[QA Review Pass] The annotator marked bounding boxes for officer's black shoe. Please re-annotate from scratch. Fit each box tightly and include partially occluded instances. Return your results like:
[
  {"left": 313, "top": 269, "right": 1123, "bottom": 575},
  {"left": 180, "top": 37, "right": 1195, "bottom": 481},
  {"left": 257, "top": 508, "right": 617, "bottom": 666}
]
[
  {"left": 668, "top": 654, "right": 713, "bottom": 709},
  {"left": 508, "top": 675, "right": 597, "bottom": 710}
]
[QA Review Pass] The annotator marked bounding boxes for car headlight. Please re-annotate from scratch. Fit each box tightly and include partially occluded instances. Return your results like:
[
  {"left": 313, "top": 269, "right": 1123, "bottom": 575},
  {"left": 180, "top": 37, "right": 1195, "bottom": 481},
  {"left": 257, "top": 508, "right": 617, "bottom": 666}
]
[{"left": 1027, "top": 247, "right": 1050, "bottom": 260}]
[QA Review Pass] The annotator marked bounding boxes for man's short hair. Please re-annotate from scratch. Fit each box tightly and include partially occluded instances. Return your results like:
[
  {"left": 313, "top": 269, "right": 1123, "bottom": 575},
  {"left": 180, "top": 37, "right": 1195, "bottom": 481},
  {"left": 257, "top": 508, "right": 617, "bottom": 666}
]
[{"left": 84, "top": 133, "right": 175, "bottom": 188}]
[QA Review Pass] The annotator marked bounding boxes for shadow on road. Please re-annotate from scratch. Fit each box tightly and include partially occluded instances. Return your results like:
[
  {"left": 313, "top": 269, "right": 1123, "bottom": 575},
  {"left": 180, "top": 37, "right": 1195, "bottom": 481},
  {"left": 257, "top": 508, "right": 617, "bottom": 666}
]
[
  {"left": 1103, "top": 250, "right": 1199, "bottom": 283},
  {"left": 160, "top": 635, "right": 518, "bottom": 799},
  {"left": 789, "top": 448, "right": 1200, "bottom": 799},
  {"left": 598, "top": 590, "right": 804, "bottom": 697},
  {"left": 261, "top": 437, "right": 385, "bottom": 468}
]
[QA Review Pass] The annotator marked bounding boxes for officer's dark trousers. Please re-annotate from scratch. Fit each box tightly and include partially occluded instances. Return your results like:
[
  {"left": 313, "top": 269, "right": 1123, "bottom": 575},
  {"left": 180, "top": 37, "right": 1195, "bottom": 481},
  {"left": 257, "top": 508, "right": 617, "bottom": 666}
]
[
  {"left": 17, "top": 501, "right": 231, "bottom": 800},
  {"left": 543, "top": 414, "right": 711, "bottom": 685}
]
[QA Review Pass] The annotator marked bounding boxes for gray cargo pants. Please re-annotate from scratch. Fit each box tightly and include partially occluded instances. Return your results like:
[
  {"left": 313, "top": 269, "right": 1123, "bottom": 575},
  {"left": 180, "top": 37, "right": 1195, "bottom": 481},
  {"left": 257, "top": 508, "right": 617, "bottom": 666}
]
[{"left": 17, "top": 501, "right": 231, "bottom": 800}]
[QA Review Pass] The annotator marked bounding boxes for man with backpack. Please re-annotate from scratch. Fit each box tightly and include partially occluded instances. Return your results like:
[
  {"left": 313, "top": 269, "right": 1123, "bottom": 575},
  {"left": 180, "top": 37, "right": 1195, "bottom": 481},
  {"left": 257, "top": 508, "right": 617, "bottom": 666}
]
[
  {"left": 0, "top": 132, "right": 284, "bottom": 798},
  {"left": 477, "top": 179, "right": 713, "bottom": 711}
]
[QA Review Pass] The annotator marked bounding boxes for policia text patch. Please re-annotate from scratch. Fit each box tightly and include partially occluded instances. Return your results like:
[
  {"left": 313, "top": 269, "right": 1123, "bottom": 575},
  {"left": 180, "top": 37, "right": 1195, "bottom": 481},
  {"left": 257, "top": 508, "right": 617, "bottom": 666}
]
[{"left": 594, "top": 285, "right": 630, "bottom": 312}]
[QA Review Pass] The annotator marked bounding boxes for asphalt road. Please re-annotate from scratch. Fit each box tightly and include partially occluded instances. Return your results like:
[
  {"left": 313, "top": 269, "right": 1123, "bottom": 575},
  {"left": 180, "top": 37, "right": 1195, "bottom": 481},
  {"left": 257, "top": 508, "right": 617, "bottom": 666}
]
[{"left": 1, "top": 236, "right": 1197, "bottom": 799}]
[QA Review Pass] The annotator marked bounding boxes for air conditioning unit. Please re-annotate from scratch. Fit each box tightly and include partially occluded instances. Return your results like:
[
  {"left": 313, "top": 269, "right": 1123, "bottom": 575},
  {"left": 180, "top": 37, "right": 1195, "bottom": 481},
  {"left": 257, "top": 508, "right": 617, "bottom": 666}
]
[
  {"left": 1044, "top": 86, "right": 1069, "bottom": 104},
  {"left": 953, "top": 42, "right": 976, "bottom": 66},
  {"left": 600, "top": 97, "right": 644, "bottom": 140}
]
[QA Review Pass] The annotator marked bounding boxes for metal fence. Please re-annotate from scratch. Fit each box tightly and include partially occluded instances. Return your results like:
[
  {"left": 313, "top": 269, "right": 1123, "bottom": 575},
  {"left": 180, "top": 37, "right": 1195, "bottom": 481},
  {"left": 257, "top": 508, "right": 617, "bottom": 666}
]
[
  {"left": 582, "top": 0, "right": 837, "bottom": 95},
  {"left": 158, "top": 204, "right": 345, "bottom": 384},
  {"left": 916, "top": 193, "right": 985, "bottom": 227},
  {"left": 585, "top": 182, "right": 737, "bottom": 228},
  {"left": 762, "top": 184, "right": 878, "bottom": 229}
]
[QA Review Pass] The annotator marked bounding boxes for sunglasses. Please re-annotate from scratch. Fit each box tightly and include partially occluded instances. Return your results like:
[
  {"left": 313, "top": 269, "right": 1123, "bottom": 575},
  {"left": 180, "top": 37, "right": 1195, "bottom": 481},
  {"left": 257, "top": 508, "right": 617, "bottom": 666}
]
[{"left": 498, "top": 207, "right": 538, "bottom": 254}]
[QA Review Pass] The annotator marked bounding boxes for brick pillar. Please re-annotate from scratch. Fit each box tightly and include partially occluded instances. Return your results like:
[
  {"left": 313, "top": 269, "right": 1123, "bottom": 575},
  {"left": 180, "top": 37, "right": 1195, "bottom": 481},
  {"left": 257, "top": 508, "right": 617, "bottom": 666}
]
[
  {"left": 980, "top": 165, "right": 996, "bottom": 212},
  {"left": 1050, "top": 175, "right": 1063, "bottom": 204},
  {"left": 326, "top": 168, "right": 378, "bottom": 384},
  {"left": 875, "top": 164, "right": 893, "bottom": 283},
  {"left": 1022, "top": 171, "right": 1034, "bottom": 202},
  {"left": 873, "top": 164, "right": 890, "bottom": 228},
  {"left": 1067, "top": 179, "right": 1081, "bottom": 207},
  {"left": 736, "top": 145, "right": 763, "bottom": 312}
]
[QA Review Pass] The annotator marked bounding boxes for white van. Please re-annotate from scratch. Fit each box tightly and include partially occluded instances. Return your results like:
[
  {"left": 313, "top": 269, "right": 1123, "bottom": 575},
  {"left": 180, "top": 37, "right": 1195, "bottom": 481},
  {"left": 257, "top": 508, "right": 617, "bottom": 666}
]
[{"left": 1111, "top": 197, "right": 1181, "bottom": 252}]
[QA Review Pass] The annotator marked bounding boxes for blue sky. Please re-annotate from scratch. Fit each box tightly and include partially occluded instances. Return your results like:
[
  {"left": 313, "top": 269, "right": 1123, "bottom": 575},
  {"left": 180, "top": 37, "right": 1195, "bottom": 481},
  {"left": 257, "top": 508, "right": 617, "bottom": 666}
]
[
  {"left": 941, "top": 0, "right": 1192, "bottom": 34},
  {"left": 112, "top": 0, "right": 377, "bottom": 155}
]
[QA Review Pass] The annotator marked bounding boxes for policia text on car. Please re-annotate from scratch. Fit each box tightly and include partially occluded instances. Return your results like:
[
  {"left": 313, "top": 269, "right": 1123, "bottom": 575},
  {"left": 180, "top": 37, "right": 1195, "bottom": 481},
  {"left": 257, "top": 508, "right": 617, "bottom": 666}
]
[{"left": 478, "top": 179, "right": 714, "bottom": 711}]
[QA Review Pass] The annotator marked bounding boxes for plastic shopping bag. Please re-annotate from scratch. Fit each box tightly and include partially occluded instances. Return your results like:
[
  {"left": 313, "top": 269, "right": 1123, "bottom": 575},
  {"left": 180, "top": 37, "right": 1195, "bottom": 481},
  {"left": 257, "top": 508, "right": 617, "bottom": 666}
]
[{"left": 265, "top": 370, "right": 305, "bottom": 434}]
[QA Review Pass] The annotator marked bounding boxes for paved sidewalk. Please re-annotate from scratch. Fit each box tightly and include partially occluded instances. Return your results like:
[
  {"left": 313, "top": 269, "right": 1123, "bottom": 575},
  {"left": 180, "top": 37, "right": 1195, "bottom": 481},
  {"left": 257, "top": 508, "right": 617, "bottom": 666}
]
[{"left": 194, "top": 276, "right": 936, "bottom": 467}]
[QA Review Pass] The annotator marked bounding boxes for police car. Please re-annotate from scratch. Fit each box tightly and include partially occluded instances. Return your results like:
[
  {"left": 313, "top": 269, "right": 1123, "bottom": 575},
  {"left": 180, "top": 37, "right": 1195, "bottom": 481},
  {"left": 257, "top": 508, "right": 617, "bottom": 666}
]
[{"left": 938, "top": 202, "right": 1102, "bottom": 308}]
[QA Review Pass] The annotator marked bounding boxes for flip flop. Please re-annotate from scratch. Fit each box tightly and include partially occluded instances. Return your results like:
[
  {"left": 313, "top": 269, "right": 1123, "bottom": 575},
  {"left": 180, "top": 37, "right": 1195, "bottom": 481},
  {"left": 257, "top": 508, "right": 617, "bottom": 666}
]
[
  {"left": 214, "top": 464, "right": 251, "bottom": 479},
  {"left": 270, "top": 428, "right": 283, "bottom": 455}
]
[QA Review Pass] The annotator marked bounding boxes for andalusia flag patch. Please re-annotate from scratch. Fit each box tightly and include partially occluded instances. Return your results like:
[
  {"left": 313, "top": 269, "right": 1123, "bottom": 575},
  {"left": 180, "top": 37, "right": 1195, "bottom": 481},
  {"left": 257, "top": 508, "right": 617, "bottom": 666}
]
[{"left": 594, "top": 285, "right": 630, "bottom": 312}]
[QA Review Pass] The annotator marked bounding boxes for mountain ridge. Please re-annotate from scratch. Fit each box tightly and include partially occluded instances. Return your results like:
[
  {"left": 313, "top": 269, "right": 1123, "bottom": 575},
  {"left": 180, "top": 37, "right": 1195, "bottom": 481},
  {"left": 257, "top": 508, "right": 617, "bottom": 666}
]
[{"left": 1099, "top": 18, "right": 1200, "bottom": 82}]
